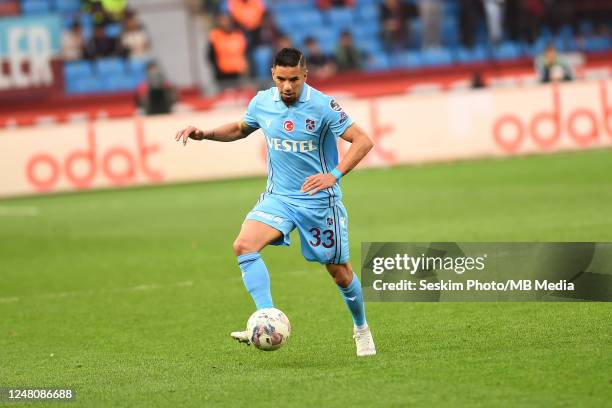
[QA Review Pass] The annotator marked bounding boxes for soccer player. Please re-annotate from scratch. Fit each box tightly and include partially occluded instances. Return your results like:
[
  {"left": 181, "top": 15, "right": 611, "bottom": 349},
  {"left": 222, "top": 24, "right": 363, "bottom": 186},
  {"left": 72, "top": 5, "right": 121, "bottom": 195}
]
[{"left": 175, "top": 48, "right": 376, "bottom": 356}]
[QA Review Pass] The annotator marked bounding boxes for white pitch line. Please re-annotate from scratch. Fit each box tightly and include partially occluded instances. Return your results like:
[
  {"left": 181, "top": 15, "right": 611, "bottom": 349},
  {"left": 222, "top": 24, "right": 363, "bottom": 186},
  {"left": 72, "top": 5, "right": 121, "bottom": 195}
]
[
  {"left": 0, "top": 206, "right": 40, "bottom": 216},
  {"left": 0, "top": 280, "right": 195, "bottom": 305}
]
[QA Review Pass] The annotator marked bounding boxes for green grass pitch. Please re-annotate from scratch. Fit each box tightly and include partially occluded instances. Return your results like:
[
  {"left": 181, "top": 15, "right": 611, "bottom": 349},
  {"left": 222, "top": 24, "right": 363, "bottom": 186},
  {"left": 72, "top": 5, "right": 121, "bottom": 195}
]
[{"left": 1, "top": 150, "right": 611, "bottom": 407}]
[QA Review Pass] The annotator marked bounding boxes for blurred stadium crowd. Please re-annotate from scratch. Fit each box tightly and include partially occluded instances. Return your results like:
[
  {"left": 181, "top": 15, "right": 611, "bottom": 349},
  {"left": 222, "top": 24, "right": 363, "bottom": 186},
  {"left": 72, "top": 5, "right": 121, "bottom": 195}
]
[
  {"left": 204, "top": 0, "right": 611, "bottom": 86},
  {"left": 2, "top": 0, "right": 611, "bottom": 103}
]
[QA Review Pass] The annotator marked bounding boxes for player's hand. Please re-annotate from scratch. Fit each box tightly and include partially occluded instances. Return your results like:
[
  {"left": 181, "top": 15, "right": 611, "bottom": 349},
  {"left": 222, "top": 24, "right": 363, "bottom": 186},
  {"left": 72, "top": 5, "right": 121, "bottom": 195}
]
[
  {"left": 301, "top": 173, "right": 337, "bottom": 195},
  {"left": 175, "top": 125, "right": 204, "bottom": 145}
]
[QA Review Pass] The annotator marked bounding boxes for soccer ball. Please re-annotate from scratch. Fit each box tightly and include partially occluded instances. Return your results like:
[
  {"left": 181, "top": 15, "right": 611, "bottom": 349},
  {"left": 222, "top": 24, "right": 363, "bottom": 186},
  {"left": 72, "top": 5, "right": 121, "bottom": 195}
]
[{"left": 246, "top": 308, "right": 291, "bottom": 351}]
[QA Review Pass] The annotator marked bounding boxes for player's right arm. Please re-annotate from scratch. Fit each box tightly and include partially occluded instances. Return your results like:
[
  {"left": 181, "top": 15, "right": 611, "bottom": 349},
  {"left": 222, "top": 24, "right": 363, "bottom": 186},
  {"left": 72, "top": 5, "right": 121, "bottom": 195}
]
[{"left": 175, "top": 121, "right": 257, "bottom": 145}]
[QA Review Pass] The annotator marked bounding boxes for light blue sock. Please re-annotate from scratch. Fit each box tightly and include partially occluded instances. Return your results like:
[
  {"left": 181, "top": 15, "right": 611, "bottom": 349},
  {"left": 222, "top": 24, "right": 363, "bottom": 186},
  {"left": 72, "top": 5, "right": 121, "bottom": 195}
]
[
  {"left": 337, "top": 273, "right": 367, "bottom": 327},
  {"left": 238, "top": 252, "right": 274, "bottom": 310}
]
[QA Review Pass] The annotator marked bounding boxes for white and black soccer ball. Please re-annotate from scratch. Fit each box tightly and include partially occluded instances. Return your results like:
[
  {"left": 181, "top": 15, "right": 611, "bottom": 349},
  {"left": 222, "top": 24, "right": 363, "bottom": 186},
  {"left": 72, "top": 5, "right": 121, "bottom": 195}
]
[{"left": 246, "top": 308, "right": 291, "bottom": 351}]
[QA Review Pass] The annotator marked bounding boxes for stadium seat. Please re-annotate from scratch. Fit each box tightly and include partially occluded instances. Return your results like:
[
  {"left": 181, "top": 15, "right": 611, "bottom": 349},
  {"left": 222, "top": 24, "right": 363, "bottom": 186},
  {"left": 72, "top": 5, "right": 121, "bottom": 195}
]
[
  {"left": 455, "top": 46, "right": 488, "bottom": 63},
  {"left": 105, "top": 23, "right": 122, "bottom": 38},
  {"left": 127, "top": 58, "right": 148, "bottom": 79},
  {"left": 64, "top": 60, "right": 94, "bottom": 78},
  {"left": 578, "top": 20, "right": 594, "bottom": 36},
  {"left": 356, "top": 4, "right": 380, "bottom": 22},
  {"left": 493, "top": 42, "right": 521, "bottom": 60},
  {"left": 292, "top": 10, "right": 324, "bottom": 28},
  {"left": 95, "top": 58, "right": 126, "bottom": 76},
  {"left": 313, "top": 27, "right": 339, "bottom": 54},
  {"left": 21, "top": 0, "right": 51, "bottom": 14},
  {"left": 422, "top": 48, "right": 453, "bottom": 66},
  {"left": 364, "top": 51, "right": 390, "bottom": 72},
  {"left": 400, "top": 51, "right": 424, "bottom": 68},
  {"left": 253, "top": 46, "right": 273, "bottom": 80},
  {"left": 66, "top": 76, "right": 101, "bottom": 94},
  {"left": 441, "top": 17, "right": 459, "bottom": 47},
  {"left": 584, "top": 37, "right": 610, "bottom": 53},
  {"left": 358, "top": 38, "right": 383, "bottom": 55},
  {"left": 102, "top": 74, "right": 137, "bottom": 92},
  {"left": 326, "top": 8, "right": 354, "bottom": 30},
  {"left": 55, "top": 0, "right": 81, "bottom": 13}
]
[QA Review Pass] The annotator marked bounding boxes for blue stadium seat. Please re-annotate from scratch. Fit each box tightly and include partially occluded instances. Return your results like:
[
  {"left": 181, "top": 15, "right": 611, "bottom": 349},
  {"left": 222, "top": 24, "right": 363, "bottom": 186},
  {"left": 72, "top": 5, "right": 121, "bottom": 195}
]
[
  {"left": 578, "top": 20, "right": 594, "bottom": 36},
  {"left": 80, "top": 13, "right": 94, "bottom": 39},
  {"left": 55, "top": 0, "right": 81, "bottom": 13},
  {"left": 293, "top": 10, "right": 324, "bottom": 28},
  {"left": 64, "top": 60, "right": 94, "bottom": 78},
  {"left": 95, "top": 58, "right": 126, "bottom": 76},
  {"left": 364, "top": 51, "right": 390, "bottom": 72},
  {"left": 441, "top": 17, "right": 459, "bottom": 47},
  {"left": 105, "top": 23, "right": 122, "bottom": 38},
  {"left": 493, "top": 42, "right": 521, "bottom": 60},
  {"left": 21, "top": 0, "right": 51, "bottom": 14},
  {"left": 422, "top": 47, "right": 453, "bottom": 66},
  {"left": 356, "top": 4, "right": 380, "bottom": 22},
  {"left": 584, "top": 37, "right": 610, "bottom": 53},
  {"left": 127, "top": 58, "right": 148, "bottom": 79},
  {"left": 313, "top": 27, "right": 339, "bottom": 54},
  {"left": 326, "top": 8, "right": 354, "bottom": 30},
  {"left": 400, "top": 51, "right": 424, "bottom": 68},
  {"left": 253, "top": 46, "right": 273, "bottom": 80},
  {"left": 352, "top": 23, "right": 379, "bottom": 42},
  {"left": 455, "top": 46, "right": 488, "bottom": 63},
  {"left": 102, "top": 74, "right": 137, "bottom": 92},
  {"left": 66, "top": 76, "right": 101, "bottom": 94},
  {"left": 358, "top": 38, "right": 383, "bottom": 55},
  {"left": 525, "top": 37, "right": 548, "bottom": 57}
]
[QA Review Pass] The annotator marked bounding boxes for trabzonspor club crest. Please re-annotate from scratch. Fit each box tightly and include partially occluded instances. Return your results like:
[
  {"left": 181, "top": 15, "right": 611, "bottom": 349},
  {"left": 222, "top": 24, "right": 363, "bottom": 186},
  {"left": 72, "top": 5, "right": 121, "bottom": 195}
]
[{"left": 306, "top": 118, "right": 316, "bottom": 132}]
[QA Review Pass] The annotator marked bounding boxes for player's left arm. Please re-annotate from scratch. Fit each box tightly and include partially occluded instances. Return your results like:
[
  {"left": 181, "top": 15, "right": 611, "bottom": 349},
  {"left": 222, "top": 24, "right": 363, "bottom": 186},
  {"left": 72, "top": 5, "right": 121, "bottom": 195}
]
[{"left": 301, "top": 123, "right": 373, "bottom": 195}]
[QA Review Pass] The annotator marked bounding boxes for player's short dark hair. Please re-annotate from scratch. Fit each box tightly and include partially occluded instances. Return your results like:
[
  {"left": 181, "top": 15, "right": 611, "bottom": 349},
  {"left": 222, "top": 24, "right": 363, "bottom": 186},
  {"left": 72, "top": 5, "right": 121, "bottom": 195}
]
[{"left": 274, "top": 48, "right": 307, "bottom": 69}]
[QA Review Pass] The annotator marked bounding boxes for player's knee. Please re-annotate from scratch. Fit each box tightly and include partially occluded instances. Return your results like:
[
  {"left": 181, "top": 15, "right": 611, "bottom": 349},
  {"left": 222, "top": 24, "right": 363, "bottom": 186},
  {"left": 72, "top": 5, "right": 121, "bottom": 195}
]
[
  {"left": 327, "top": 264, "right": 353, "bottom": 287},
  {"left": 232, "top": 238, "right": 257, "bottom": 256}
]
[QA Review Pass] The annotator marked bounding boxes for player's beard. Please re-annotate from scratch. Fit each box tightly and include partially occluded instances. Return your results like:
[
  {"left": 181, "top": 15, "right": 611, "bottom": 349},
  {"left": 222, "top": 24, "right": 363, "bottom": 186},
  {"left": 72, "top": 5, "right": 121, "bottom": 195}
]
[{"left": 281, "top": 93, "right": 297, "bottom": 105}]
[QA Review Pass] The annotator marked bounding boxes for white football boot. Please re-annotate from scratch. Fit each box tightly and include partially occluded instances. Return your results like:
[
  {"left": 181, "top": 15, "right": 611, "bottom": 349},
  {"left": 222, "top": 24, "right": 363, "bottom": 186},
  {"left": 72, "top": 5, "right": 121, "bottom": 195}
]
[
  {"left": 230, "top": 330, "right": 250, "bottom": 345},
  {"left": 353, "top": 325, "right": 376, "bottom": 357}
]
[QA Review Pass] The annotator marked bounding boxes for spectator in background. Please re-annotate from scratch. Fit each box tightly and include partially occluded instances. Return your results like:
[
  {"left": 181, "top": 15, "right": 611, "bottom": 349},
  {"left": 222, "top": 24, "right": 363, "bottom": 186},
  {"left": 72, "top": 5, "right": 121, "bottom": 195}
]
[
  {"left": 136, "top": 61, "right": 175, "bottom": 115},
  {"left": 121, "top": 11, "right": 150, "bottom": 59},
  {"left": 335, "top": 31, "right": 362, "bottom": 72},
  {"left": 82, "top": 0, "right": 112, "bottom": 26},
  {"left": 380, "top": 0, "right": 415, "bottom": 52},
  {"left": 470, "top": 71, "right": 486, "bottom": 88},
  {"left": 304, "top": 37, "right": 337, "bottom": 79},
  {"left": 459, "top": 0, "right": 482, "bottom": 47},
  {"left": 100, "top": 0, "right": 128, "bottom": 21},
  {"left": 419, "top": 0, "right": 443, "bottom": 49},
  {"left": 84, "top": 24, "right": 121, "bottom": 59},
  {"left": 274, "top": 34, "right": 293, "bottom": 53},
  {"left": 254, "top": 11, "right": 282, "bottom": 48},
  {"left": 61, "top": 21, "right": 86, "bottom": 61},
  {"left": 534, "top": 44, "right": 573, "bottom": 83},
  {"left": 518, "top": 0, "right": 545, "bottom": 44},
  {"left": 228, "top": 0, "right": 265, "bottom": 43},
  {"left": 483, "top": 0, "right": 505, "bottom": 44},
  {"left": 317, "top": 0, "right": 354, "bottom": 10},
  {"left": 208, "top": 14, "right": 248, "bottom": 86}
]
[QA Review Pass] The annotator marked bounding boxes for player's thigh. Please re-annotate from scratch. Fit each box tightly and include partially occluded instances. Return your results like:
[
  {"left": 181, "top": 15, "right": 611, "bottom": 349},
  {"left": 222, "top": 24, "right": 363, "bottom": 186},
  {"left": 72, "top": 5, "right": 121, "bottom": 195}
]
[
  {"left": 296, "top": 202, "right": 350, "bottom": 264},
  {"left": 234, "top": 219, "right": 284, "bottom": 253},
  {"left": 237, "top": 196, "right": 297, "bottom": 252}
]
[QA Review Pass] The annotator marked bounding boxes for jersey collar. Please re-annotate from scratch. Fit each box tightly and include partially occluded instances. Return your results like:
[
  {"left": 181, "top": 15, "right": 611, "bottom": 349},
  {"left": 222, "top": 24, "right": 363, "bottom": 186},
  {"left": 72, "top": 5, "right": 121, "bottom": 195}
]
[{"left": 272, "top": 83, "right": 311, "bottom": 103}]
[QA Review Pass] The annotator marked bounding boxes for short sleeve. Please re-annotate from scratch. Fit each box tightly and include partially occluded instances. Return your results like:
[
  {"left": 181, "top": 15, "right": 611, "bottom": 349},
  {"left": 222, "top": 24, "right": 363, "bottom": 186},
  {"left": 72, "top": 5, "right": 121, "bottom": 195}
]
[
  {"left": 324, "top": 97, "right": 353, "bottom": 138},
  {"left": 243, "top": 94, "right": 260, "bottom": 130}
]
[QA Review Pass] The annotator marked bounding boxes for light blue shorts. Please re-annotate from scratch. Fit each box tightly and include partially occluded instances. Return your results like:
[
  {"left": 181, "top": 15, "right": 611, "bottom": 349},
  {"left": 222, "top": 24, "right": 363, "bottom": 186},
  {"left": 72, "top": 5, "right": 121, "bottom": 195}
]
[{"left": 245, "top": 195, "right": 350, "bottom": 264}]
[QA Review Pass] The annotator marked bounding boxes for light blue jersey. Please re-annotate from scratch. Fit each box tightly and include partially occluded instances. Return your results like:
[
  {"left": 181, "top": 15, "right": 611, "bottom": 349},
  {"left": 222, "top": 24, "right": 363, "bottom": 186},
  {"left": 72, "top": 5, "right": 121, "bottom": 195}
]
[{"left": 243, "top": 84, "right": 353, "bottom": 208}]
